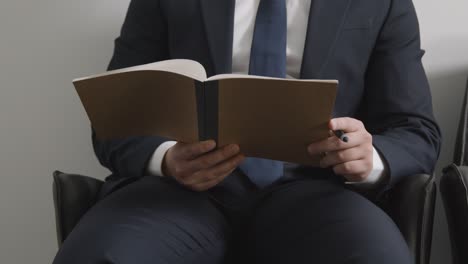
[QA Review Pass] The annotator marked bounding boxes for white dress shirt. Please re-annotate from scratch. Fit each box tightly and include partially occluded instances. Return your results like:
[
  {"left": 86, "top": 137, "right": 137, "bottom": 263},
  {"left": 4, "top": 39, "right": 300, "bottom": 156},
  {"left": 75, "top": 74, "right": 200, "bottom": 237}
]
[{"left": 147, "top": 0, "right": 387, "bottom": 186}]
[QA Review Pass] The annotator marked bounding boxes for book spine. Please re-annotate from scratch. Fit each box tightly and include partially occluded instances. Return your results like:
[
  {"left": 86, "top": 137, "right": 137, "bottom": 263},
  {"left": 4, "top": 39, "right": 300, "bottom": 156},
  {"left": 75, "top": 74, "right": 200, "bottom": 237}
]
[
  {"left": 195, "top": 81, "right": 206, "bottom": 141},
  {"left": 204, "top": 81, "right": 219, "bottom": 143}
]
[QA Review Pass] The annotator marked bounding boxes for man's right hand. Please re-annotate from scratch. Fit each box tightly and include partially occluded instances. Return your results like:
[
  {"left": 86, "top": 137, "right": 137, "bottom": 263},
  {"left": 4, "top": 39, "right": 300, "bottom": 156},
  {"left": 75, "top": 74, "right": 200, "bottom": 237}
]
[{"left": 162, "top": 140, "right": 245, "bottom": 192}]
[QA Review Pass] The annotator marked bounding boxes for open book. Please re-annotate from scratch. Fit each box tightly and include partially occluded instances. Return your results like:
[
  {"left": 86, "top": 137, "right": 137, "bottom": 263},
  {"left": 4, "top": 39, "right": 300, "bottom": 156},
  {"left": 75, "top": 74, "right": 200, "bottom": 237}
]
[{"left": 73, "top": 59, "right": 338, "bottom": 165}]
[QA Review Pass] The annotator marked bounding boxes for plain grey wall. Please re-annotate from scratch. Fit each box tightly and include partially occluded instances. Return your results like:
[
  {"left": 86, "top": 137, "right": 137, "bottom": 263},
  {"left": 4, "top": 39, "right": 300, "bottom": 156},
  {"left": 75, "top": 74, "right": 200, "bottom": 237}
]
[
  {"left": 414, "top": 0, "right": 468, "bottom": 263},
  {"left": 0, "top": 1, "right": 125, "bottom": 262},
  {"left": 0, "top": 0, "right": 466, "bottom": 263}
]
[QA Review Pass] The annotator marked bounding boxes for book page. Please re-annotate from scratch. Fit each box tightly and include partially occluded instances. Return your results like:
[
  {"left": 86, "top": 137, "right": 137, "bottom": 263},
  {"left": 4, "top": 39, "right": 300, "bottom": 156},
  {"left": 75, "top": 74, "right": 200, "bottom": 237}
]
[
  {"left": 73, "top": 59, "right": 208, "bottom": 82},
  {"left": 207, "top": 73, "right": 338, "bottom": 83}
]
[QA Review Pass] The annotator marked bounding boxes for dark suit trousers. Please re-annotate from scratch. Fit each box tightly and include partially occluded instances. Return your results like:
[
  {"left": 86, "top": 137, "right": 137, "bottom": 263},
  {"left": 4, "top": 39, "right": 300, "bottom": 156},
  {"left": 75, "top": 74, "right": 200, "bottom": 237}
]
[{"left": 53, "top": 167, "right": 412, "bottom": 264}]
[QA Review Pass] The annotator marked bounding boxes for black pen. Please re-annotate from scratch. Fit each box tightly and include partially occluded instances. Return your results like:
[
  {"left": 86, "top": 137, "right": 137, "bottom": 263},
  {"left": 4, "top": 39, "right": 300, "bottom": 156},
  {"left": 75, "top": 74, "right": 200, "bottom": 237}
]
[{"left": 334, "top": 130, "right": 349, "bottom": 143}]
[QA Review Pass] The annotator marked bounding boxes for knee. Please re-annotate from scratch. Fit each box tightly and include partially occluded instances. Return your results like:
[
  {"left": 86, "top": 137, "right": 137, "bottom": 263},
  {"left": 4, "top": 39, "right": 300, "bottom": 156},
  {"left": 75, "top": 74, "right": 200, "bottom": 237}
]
[
  {"left": 343, "top": 245, "right": 412, "bottom": 264},
  {"left": 54, "top": 213, "right": 227, "bottom": 264},
  {"left": 53, "top": 177, "right": 229, "bottom": 264},
  {"left": 244, "top": 182, "right": 412, "bottom": 264}
]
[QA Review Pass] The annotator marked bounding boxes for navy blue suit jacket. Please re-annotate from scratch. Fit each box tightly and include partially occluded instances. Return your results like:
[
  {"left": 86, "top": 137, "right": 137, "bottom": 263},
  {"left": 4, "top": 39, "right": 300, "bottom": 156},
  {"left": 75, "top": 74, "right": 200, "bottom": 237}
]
[{"left": 94, "top": 0, "right": 441, "bottom": 191}]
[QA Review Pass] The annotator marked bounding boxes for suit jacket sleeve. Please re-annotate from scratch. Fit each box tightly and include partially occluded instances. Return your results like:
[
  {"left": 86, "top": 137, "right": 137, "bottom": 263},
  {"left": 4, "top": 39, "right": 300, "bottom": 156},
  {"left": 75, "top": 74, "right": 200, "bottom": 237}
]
[
  {"left": 92, "top": 0, "right": 171, "bottom": 178},
  {"left": 361, "top": 0, "right": 442, "bottom": 188}
]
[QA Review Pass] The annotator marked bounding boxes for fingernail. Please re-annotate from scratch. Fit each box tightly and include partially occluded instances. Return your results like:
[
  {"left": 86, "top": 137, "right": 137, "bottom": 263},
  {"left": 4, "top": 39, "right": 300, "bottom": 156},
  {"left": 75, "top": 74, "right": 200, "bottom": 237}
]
[
  {"left": 205, "top": 140, "right": 216, "bottom": 149},
  {"left": 231, "top": 145, "right": 239, "bottom": 152}
]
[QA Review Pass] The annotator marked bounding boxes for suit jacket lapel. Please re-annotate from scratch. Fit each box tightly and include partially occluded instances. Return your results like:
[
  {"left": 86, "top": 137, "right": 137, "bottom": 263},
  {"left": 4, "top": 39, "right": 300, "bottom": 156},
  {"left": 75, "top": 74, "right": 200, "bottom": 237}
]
[
  {"left": 300, "top": 0, "right": 352, "bottom": 79},
  {"left": 200, "top": 0, "right": 235, "bottom": 75}
]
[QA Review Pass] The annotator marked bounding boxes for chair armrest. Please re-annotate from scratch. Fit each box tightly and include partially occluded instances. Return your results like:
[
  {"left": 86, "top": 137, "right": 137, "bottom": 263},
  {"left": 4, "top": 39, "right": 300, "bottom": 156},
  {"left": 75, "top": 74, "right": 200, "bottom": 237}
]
[
  {"left": 440, "top": 164, "right": 468, "bottom": 264},
  {"left": 381, "top": 174, "right": 436, "bottom": 264},
  {"left": 53, "top": 171, "right": 104, "bottom": 245}
]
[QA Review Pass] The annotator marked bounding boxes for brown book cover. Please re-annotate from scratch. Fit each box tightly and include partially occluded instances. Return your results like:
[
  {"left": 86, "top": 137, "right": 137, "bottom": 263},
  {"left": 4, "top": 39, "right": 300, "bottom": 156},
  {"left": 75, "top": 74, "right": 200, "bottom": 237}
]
[{"left": 73, "top": 59, "right": 338, "bottom": 165}]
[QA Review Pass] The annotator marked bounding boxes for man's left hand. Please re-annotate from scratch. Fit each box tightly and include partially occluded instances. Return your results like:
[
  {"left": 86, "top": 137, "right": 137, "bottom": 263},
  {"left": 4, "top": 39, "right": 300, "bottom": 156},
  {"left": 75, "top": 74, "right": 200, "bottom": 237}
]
[{"left": 307, "top": 117, "right": 373, "bottom": 183}]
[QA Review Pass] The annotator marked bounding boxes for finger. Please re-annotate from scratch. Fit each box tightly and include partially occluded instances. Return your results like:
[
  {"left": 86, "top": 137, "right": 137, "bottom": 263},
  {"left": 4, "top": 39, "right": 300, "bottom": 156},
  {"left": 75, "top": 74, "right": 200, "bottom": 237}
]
[
  {"left": 333, "top": 160, "right": 372, "bottom": 177},
  {"left": 329, "top": 118, "right": 364, "bottom": 133},
  {"left": 204, "top": 153, "right": 245, "bottom": 181},
  {"left": 320, "top": 147, "right": 366, "bottom": 168},
  {"left": 189, "top": 167, "right": 237, "bottom": 192},
  {"left": 177, "top": 140, "right": 216, "bottom": 160},
  {"left": 184, "top": 154, "right": 245, "bottom": 186},
  {"left": 308, "top": 131, "right": 364, "bottom": 155},
  {"left": 343, "top": 173, "right": 370, "bottom": 183},
  {"left": 187, "top": 144, "right": 240, "bottom": 171}
]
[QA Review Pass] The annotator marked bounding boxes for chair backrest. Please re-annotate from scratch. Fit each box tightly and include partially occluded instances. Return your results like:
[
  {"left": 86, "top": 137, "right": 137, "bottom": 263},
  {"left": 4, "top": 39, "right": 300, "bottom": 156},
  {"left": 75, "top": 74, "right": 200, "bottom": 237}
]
[
  {"left": 53, "top": 171, "right": 103, "bottom": 245},
  {"left": 440, "top": 76, "right": 468, "bottom": 264},
  {"left": 440, "top": 164, "right": 468, "bottom": 264},
  {"left": 382, "top": 174, "right": 436, "bottom": 264},
  {"left": 453, "top": 78, "right": 468, "bottom": 166}
]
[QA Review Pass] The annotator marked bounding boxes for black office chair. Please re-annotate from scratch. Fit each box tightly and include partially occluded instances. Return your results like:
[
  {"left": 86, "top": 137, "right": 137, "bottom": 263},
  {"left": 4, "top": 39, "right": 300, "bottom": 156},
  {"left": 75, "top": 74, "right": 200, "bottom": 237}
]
[
  {"left": 440, "top": 77, "right": 468, "bottom": 264},
  {"left": 53, "top": 170, "right": 437, "bottom": 264}
]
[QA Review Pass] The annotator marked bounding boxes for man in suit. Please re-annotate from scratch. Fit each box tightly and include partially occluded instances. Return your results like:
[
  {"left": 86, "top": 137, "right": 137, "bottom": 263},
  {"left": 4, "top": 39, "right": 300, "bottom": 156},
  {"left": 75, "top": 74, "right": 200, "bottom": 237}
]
[{"left": 54, "top": 0, "right": 441, "bottom": 263}]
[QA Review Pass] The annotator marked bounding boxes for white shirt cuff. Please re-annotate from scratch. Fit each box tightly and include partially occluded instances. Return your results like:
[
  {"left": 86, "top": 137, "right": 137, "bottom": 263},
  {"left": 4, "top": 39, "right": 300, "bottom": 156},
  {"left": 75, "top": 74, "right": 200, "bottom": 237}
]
[
  {"left": 345, "top": 146, "right": 387, "bottom": 187},
  {"left": 146, "top": 141, "right": 178, "bottom": 177}
]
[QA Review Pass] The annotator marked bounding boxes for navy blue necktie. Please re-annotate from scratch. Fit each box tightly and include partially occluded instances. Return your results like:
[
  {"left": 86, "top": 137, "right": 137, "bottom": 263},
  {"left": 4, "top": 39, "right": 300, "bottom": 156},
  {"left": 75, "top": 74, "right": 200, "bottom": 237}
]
[{"left": 239, "top": 0, "right": 287, "bottom": 188}]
